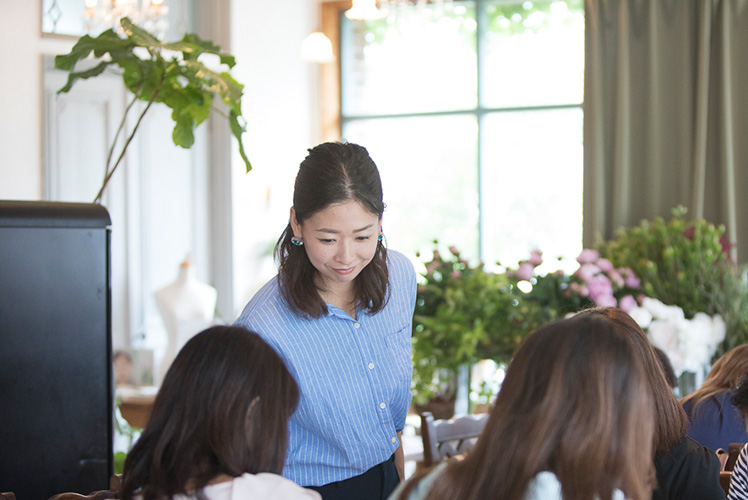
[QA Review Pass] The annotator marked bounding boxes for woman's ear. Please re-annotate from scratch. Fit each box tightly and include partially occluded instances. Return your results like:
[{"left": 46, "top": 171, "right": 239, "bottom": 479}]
[{"left": 290, "top": 207, "right": 301, "bottom": 236}]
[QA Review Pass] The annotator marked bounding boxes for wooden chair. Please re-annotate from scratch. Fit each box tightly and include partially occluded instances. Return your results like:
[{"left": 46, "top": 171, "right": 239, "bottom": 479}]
[
  {"left": 47, "top": 476, "right": 121, "bottom": 500},
  {"left": 47, "top": 492, "right": 117, "bottom": 500},
  {"left": 727, "top": 442, "right": 744, "bottom": 471},
  {"left": 420, "top": 411, "right": 489, "bottom": 467},
  {"left": 720, "top": 471, "right": 732, "bottom": 497}
]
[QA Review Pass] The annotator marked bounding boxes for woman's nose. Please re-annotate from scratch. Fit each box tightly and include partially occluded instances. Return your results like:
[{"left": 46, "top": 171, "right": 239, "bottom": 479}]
[{"left": 336, "top": 240, "right": 352, "bottom": 262}]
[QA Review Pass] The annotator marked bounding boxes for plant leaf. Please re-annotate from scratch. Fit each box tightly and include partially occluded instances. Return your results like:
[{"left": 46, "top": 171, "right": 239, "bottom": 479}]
[
  {"left": 56, "top": 61, "right": 113, "bottom": 94},
  {"left": 121, "top": 17, "right": 161, "bottom": 50},
  {"left": 172, "top": 109, "right": 195, "bottom": 148},
  {"left": 229, "top": 110, "right": 251, "bottom": 172}
]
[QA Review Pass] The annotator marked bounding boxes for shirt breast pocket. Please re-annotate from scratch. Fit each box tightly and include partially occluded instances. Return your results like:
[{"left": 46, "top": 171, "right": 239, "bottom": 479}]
[{"left": 385, "top": 326, "right": 412, "bottom": 381}]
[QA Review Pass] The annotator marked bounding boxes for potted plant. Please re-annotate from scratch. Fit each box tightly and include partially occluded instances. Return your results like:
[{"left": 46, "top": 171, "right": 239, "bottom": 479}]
[{"left": 54, "top": 17, "right": 251, "bottom": 203}]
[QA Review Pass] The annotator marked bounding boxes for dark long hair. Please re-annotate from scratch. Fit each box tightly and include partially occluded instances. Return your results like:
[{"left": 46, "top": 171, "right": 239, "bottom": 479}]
[
  {"left": 575, "top": 307, "right": 689, "bottom": 454},
  {"left": 276, "top": 141, "right": 388, "bottom": 318},
  {"left": 401, "top": 313, "right": 656, "bottom": 500},
  {"left": 120, "top": 326, "right": 300, "bottom": 500}
]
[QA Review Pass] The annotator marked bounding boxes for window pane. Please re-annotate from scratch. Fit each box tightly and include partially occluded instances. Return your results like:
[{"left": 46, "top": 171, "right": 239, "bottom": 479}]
[
  {"left": 341, "top": 2, "right": 478, "bottom": 116},
  {"left": 343, "top": 115, "right": 480, "bottom": 260},
  {"left": 481, "top": 0, "right": 584, "bottom": 108},
  {"left": 481, "top": 108, "right": 583, "bottom": 269}
]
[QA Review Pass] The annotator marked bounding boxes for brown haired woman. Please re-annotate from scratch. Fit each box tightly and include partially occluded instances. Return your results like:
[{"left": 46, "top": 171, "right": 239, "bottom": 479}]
[
  {"left": 392, "top": 311, "right": 656, "bottom": 500},
  {"left": 235, "top": 142, "right": 417, "bottom": 500},
  {"left": 575, "top": 308, "right": 724, "bottom": 500},
  {"left": 681, "top": 344, "right": 748, "bottom": 451},
  {"left": 120, "top": 326, "right": 320, "bottom": 500}
]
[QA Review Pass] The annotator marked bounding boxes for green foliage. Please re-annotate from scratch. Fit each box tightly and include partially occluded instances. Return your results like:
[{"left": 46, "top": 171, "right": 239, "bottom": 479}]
[
  {"left": 598, "top": 206, "right": 748, "bottom": 352},
  {"left": 55, "top": 18, "right": 250, "bottom": 203}
]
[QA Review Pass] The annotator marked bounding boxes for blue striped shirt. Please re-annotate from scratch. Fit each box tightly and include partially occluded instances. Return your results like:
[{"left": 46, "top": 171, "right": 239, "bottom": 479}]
[
  {"left": 729, "top": 443, "right": 748, "bottom": 500},
  {"left": 234, "top": 250, "right": 417, "bottom": 487}
]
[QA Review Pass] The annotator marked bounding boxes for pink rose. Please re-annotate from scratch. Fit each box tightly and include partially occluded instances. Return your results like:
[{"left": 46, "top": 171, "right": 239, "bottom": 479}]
[
  {"left": 620, "top": 268, "right": 641, "bottom": 289},
  {"left": 596, "top": 258, "right": 614, "bottom": 273},
  {"left": 577, "top": 248, "right": 600, "bottom": 264},
  {"left": 593, "top": 294, "right": 618, "bottom": 308},
  {"left": 516, "top": 262, "right": 535, "bottom": 281},
  {"left": 528, "top": 249, "right": 543, "bottom": 266},
  {"left": 575, "top": 263, "right": 600, "bottom": 282},
  {"left": 619, "top": 295, "right": 638, "bottom": 312},
  {"left": 588, "top": 275, "right": 614, "bottom": 306}
]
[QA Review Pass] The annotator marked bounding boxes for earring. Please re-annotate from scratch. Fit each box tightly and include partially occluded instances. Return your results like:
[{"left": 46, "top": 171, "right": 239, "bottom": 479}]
[
  {"left": 378, "top": 232, "right": 384, "bottom": 242},
  {"left": 291, "top": 236, "right": 304, "bottom": 247}
]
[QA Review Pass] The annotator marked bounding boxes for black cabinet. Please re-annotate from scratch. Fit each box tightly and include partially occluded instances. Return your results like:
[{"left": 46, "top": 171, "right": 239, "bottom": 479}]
[{"left": 0, "top": 201, "right": 113, "bottom": 500}]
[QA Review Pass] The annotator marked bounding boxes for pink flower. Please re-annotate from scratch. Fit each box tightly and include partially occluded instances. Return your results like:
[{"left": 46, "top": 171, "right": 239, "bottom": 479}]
[
  {"left": 448, "top": 246, "right": 460, "bottom": 256},
  {"left": 620, "top": 268, "right": 641, "bottom": 289},
  {"left": 619, "top": 295, "right": 638, "bottom": 312},
  {"left": 575, "top": 263, "right": 600, "bottom": 282},
  {"left": 596, "top": 258, "right": 614, "bottom": 273},
  {"left": 720, "top": 235, "right": 735, "bottom": 263},
  {"left": 577, "top": 249, "right": 600, "bottom": 264},
  {"left": 450, "top": 271, "right": 461, "bottom": 279},
  {"left": 528, "top": 249, "right": 543, "bottom": 267},
  {"left": 607, "top": 269, "right": 624, "bottom": 288},
  {"left": 588, "top": 275, "right": 614, "bottom": 306},
  {"left": 594, "top": 294, "right": 618, "bottom": 308},
  {"left": 516, "top": 262, "right": 535, "bottom": 281}
]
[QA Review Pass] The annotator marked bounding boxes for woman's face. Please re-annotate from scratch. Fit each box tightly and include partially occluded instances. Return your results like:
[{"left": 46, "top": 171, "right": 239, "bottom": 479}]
[{"left": 291, "top": 200, "right": 381, "bottom": 294}]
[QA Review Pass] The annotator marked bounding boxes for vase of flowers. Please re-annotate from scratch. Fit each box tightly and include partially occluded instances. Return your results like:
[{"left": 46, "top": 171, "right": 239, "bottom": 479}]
[
  {"left": 411, "top": 243, "right": 535, "bottom": 413},
  {"left": 598, "top": 206, "right": 748, "bottom": 354}
]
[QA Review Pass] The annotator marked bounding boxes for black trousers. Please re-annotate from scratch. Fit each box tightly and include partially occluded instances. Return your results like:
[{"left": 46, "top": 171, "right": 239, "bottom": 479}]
[{"left": 308, "top": 454, "right": 400, "bottom": 500}]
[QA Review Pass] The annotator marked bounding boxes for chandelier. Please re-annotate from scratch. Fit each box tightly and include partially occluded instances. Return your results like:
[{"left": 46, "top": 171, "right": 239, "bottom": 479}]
[{"left": 83, "top": 0, "right": 169, "bottom": 39}]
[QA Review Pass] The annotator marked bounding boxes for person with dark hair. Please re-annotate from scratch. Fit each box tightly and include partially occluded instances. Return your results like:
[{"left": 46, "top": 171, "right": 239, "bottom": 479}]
[
  {"left": 392, "top": 311, "right": 656, "bottom": 500},
  {"left": 654, "top": 347, "right": 678, "bottom": 390},
  {"left": 728, "top": 371, "right": 748, "bottom": 499},
  {"left": 120, "top": 326, "right": 319, "bottom": 500},
  {"left": 235, "top": 142, "right": 417, "bottom": 500},
  {"left": 681, "top": 344, "right": 748, "bottom": 452},
  {"left": 574, "top": 308, "right": 724, "bottom": 500}
]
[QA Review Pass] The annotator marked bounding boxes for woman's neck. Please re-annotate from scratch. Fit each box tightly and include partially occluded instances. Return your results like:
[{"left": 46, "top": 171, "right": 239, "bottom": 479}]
[{"left": 317, "top": 277, "right": 357, "bottom": 318}]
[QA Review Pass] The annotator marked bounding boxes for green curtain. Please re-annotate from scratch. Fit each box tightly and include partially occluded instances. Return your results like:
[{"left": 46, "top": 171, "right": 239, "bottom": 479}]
[{"left": 584, "top": 0, "right": 748, "bottom": 264}]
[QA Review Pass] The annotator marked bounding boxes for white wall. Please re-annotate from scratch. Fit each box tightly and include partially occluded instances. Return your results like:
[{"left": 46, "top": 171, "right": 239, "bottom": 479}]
[
  {"left": 0, "top": 2, "right": 74, "bottom": 199},
  {"left": 229, "top": 0, "right": 321, "bottom": 318}
]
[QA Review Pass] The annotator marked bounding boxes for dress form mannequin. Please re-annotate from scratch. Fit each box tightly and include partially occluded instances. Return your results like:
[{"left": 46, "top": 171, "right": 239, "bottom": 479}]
[{"left": 154, "top": 257, "right": 217, "bottom": 384}]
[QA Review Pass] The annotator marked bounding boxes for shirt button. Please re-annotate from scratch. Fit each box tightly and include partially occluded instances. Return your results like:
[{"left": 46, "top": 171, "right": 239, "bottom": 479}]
[
  {"left": 368, "top": 363, "right": 375, "bottom": 369},
  {"left": 354, "top": 323, "right": 361, "bottom": 329},
  {"left": 379, "top": 402, "right": 386, "bottom": 409},
  {"left": 391, "top": 437, "right": 397, "bottom": 443}
]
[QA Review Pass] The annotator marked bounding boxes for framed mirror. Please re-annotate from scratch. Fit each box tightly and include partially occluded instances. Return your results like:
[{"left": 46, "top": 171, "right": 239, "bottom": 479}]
[{"left": 41, "top": 0, "right": 88, "bottom": 37}]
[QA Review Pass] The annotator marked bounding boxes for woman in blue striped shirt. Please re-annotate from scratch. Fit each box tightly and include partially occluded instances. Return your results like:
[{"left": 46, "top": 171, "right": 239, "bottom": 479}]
[
  {"left": 235, "top": 142, "right": 417, "bottom": 500},
  {"left": 728, "top": 372, "right": 748, "bottom": 500}
]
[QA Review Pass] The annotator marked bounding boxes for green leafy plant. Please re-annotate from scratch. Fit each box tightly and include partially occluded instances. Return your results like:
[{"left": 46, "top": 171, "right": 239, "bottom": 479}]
[
  {"left": 412, "top": 244, "right": 536, "bottom": 405},
  {"left": 55, "top": 18, "right": 251, "bottom": 203},
  {"left": 598, "top": 206, "right": 748, "bottom": 352}
]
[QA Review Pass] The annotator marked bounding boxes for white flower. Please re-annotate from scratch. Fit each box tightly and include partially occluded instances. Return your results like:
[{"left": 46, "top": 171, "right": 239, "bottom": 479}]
[
  {"left": 642, "top": 297, "right": 685, "bottom": 322},
  {"left": 628, "top": 306, "right": 653, "bottom": 329},
  {"left": 648, "top": 319, "right": 679, "bottom": 354}
]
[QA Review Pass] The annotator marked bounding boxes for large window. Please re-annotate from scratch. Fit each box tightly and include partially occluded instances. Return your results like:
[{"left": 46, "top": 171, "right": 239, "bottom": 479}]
[{"left": 339, "top": 0, "right": 584, "bottom": 270}]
